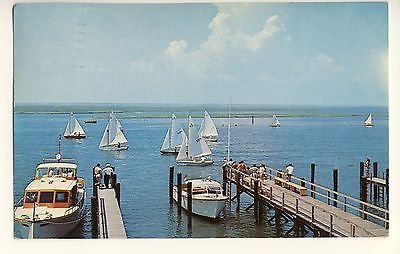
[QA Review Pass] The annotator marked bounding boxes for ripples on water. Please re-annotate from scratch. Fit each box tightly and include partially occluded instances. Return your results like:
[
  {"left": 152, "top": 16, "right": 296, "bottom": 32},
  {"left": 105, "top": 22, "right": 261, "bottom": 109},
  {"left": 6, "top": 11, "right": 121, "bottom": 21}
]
[{"left": 13, "top": 106, "right": 388, "bottom": 238}]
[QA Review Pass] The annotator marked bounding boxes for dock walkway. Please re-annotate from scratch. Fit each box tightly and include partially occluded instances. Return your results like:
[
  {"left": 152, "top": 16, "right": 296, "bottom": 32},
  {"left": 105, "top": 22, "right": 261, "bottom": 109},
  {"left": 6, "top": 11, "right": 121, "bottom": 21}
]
[
  {"left": 97, "top": 187, "right": 127, "bottom": 238},
  {"left": 225, "top": 165, "right": 389, "bottom": 237}
]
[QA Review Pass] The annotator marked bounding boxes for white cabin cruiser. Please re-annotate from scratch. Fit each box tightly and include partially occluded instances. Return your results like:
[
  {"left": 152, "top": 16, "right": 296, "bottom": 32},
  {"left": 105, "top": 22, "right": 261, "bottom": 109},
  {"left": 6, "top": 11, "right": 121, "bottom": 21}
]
[
  {"left": 173, "top": 178, "right": 228, "bottom": 218},
  {"left": 14, "top": 152, "right": 86, "bottom": 238}
]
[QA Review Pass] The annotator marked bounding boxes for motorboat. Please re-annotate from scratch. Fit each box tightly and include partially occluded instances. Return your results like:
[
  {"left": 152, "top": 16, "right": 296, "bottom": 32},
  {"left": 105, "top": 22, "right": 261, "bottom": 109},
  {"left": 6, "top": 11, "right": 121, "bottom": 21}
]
[
  {"left": 14, "top": 149, "right": 85, "bottom": 238},
  {"left": 173, "top": 178, "right": 228, "bottom": 218}
]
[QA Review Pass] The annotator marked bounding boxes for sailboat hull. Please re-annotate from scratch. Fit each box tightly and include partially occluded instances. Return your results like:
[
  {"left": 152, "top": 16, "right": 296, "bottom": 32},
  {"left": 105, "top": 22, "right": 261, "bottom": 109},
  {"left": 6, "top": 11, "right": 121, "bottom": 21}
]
[
  {"left": 99, "top": 145, "right": 129, "bottom": 151},
  {"left": 202, "top": 136, "right": 218, "bottom": 142},
  {"left": 64, "top": 135, "right": 86, "bottom": 139},
  {"left": 176, "top": 160, "right": 214, "bottom": 166},
  {"left": 270, "top": 124, "right": 280, "bottom": 127}
]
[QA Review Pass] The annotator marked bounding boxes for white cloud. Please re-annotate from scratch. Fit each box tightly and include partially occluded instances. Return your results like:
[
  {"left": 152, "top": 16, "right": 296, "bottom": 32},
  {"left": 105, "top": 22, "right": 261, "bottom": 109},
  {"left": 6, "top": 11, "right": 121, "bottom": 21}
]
[
  {"left": 309, "top": 53, "right": 344, "bottom": 73},
  {"left": 163, "top": 5, "right": 282, "bottom": 76}
]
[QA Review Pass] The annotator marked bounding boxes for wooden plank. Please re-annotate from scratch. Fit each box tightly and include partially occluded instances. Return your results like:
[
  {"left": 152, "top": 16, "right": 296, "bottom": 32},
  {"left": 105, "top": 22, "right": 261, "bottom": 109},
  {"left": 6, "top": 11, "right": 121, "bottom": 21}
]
[
  {"left": 227, "top": 172, "right": 388, "bottom": 237},
  {"left": 98, "top": 188, "right": 127, "bottom": 238}
]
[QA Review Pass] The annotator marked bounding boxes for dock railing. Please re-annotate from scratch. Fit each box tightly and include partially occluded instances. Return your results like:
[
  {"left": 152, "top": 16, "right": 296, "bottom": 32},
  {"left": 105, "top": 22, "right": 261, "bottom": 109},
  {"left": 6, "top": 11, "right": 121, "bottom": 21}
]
[{"left": 226, "top": 165, "right": 389, "bottom": 236}]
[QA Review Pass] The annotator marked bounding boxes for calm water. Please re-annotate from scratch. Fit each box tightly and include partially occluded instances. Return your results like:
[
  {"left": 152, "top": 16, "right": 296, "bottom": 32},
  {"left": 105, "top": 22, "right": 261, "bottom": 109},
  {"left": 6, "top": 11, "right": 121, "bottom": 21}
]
[{"left": 13, "top": 104, "right": 388, "bottom": 238}]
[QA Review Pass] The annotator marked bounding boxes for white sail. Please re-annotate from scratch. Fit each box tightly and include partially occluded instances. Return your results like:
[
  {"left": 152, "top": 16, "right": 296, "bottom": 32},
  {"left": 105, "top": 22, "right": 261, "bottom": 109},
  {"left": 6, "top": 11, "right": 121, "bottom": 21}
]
[
  {"left": 161, "top": 128, "right": 171, "bottom": 151},
  {"left": 176, "top": 136, "right": 189, "bottom": 161},
  {"left": 170, "top": 114, "right": 184, "bottom": 148},
  {"left": 188, "top": 116, "right": 212, "bottom": 158},
  {"left": 199, "top": 111, "right": 218, "bottom": 138},
  {"left": 64, "top": 113, "right": 85, "bottom": 136},
  {"left": 271, "top": 114, "right": 280, "bottom": 127},
  {"left": 99, "top": 112, "right": 128, "bottom": 148},
  {"left": 364, "top": 113, "right": 373, "bottom": 126},
  {"left": 99, "top": 122, "right": 110, "bottom": 148}
]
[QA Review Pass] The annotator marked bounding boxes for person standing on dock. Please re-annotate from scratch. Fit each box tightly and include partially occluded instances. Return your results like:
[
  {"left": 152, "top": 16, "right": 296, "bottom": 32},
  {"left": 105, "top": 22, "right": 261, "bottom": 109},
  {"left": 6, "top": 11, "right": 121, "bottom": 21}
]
[
  {"left": 103, "top": 163, "right": 113, "bottom": 188},
  {"left": 365, "top": 158, "right": 371, "bottom": 178},
  {"left": 285, "top": 163, "right": 294, "bottom": 182},
  {"left": 94, "top": 163, "right": 102, "bottom": 185}
]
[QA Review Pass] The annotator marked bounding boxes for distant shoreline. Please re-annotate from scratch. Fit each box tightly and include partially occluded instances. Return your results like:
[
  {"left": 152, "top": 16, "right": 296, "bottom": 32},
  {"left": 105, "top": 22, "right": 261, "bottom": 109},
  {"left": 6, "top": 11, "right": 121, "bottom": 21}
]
[{"left": 13, "top": 103, "right": 388, "bottom": 119}]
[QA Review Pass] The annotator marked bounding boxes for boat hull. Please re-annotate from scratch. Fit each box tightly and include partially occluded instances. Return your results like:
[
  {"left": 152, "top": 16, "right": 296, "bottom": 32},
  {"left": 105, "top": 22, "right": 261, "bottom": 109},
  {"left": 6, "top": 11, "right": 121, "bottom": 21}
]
[
  {"left": 160, "top": 147, "right": 180, "bottom": 155},
  {"left": 270, "top": 124, "right": 280, "bottom": 127},
  {"left": 14, "top": 206, "right": 85, "bottom": 239},
  {"left": 99, "top": 145, "right": 129, "bottom": 151},
  {"left": 64, "top": 135, "right": 86, "bottom": 139},
  {"left": 176, "top": 160, "right": 214, "bottom": 166},
  {"left": 173, "top": 187, "right": 227, "bottom": 218}
]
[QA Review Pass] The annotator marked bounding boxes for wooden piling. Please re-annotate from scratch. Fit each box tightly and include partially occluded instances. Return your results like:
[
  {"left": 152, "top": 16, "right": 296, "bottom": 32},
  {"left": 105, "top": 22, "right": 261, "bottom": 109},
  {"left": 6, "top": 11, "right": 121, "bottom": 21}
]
[
  {"left": 222, "top": 166, "right": 227, "bottom": 196},
  {"left": 385, "top": 168, "right": 389, "bottom": 209},
  {"left": 169, "top": 166, "right": 174, "bottom": 204},
  {"left": 177, "top": 173, "right": 182, "bottom": 210},
  {"left": 310, "top": 163, "right": 315, "bottom": 198},
  {"left": 254, "top": 179, "right": 259, "bottom": 220},
  {"left": 91, "top": 195, "right": 98, "bottom": 238},
  {"left": 114, "top": 182, "right": 121, "bottom": 207},
  {"left": 373, "top": 162, "right": 378, "bottom": 201},
  {"left": 236, "top": 173, "right": 241, "bottom": 211},
  {"left": 187, "top": 181, "right": 192, "bottom": 228},
  {"left": 333, "top": 169, "right": 338, "bottom": 207}
]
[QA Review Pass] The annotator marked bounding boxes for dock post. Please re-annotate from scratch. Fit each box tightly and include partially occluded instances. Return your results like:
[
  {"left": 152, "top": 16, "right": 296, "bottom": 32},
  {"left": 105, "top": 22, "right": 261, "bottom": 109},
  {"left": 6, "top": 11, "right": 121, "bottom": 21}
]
[
  {"left": 333, "top": 169, "right": 338, "bottom": 207},
  {"left": 373, "top": 162, "right": 378, "bottom": 201},
  {"left": 169, "top": 166, "right": 174, "bottom": 204},
  {"left": 177, "top": 173, "right": 182, "bottom": 211},
  {"left": 236, "top": 173, "right": 241, "bottom": 211},
  {"left": 359, "top": 161, "right": 365, "bottom": 201},
  {"left": 385, "top": 168, "right": 389, "bottom": 209},
  {"left": 254, "top": 179, "right": 259, "bottom": 222},
  {"left": 187, "top": 181, "right": 192, "bottom": 228},
  {"left": 222, "top": 166, "right": 227, "bottom": 196},
  {"left": 114, "top": 182, "right": 121, "bottom": 207},
  {"left": 310, "top": 163, "right": 315, "bottom": 198},
  {"left": 91, "top": 195, "right": 98, "bottom": 238},
  {"left": 111, "top": 173, "right": 117, "bottom": 189}
]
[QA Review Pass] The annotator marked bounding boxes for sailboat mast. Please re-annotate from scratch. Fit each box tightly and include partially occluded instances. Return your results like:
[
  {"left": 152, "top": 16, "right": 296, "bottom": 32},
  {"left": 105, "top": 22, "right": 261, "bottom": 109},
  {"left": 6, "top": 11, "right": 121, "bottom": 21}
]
[
  {"left": 169, "top": 116, "right": 172, "bottom": 149},
  {"left": 227, "top": 100, "right": 231, "bottom": 162}
]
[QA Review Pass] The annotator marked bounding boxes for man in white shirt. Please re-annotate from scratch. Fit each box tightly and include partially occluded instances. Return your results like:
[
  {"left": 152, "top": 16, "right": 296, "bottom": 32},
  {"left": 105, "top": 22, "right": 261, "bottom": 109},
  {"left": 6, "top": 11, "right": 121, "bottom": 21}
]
[
  {"left": 103, "top": 163, "right": 114, "bottom": 188},
  {"left": 285, "top": 163, "right": 294, "bottom": 182}
]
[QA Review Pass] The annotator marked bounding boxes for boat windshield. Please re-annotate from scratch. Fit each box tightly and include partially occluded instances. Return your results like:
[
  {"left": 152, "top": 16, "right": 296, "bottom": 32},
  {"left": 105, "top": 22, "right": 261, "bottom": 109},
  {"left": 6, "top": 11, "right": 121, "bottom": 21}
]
[
  {"left": 36, "top": 167, "right": 76, "bottom": 179},
  {"left": 207, "top": 186, "right": 222, "bottom": 194}
]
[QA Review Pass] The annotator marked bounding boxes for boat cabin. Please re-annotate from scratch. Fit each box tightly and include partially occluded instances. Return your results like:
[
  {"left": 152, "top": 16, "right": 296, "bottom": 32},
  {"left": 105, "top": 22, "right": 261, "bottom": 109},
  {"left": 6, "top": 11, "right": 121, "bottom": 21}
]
[
  {"left": 35, "top": 162, "right": 77, "bottom": 180},
  {"left": 22, "top": 179, "right": 78, "bottom": 209}
]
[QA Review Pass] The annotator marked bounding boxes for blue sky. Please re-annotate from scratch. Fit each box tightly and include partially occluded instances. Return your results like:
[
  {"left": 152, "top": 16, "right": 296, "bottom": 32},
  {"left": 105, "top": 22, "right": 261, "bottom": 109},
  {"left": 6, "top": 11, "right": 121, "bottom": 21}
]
[{"left": 13, "top": 2, "right": 388, "bottom": 105}]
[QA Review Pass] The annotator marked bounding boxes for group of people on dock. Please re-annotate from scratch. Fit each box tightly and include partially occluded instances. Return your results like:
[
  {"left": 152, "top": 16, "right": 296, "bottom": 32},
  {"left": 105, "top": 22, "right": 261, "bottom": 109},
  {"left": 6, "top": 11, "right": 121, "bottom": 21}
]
[
  {"left": 224, "top": 158, "right": 295, "bottom": 182},
  {"left": 93, "top": 163, "right": 116, "bottom": 189}
]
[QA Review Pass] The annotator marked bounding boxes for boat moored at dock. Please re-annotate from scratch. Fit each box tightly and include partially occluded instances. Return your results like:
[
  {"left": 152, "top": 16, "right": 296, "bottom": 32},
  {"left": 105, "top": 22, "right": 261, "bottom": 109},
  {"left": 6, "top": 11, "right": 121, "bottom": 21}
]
[
  {"left": 173, "top": 178, "right": 228, "bottom": 219},
  {"left": 14, "top": 152, "right": 86, "bottom": 238}
]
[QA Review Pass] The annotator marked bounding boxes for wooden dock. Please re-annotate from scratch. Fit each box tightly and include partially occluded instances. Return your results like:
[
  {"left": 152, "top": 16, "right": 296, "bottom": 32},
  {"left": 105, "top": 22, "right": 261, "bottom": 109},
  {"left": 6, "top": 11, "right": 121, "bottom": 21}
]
[
  {"left": 91, "top": 171, "right": 127, "bottom": 239},
  {"left": 223, "top": 164, "right": 389, "bottom": 237},
  {"left": 97, "top": 187, "right": 126, "bottom": 238}
]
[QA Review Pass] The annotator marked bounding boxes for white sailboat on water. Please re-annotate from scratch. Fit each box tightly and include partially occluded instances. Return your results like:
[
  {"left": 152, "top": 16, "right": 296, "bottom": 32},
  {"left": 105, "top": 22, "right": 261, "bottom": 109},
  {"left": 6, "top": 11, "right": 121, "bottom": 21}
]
[
  {"left": 198, "top": 110, "right": 218, "bottom": 142},
  {"left": 363, "top": 113, "right": 374, "bottom": 127},
  {"left": 99, "top": 112, "right": 129, "bottom": 151},
  {"left": 176, "top": 116, "right": 213, "bottom": 166},
  {"left": 270, "top": 114, "right": 281, "bottom": 127},
  {"left": 64, "top": 112, "right": 86, "bottom": 139},
  {"left": 160, "top": 114, "right": 187, "bottom": 154}
]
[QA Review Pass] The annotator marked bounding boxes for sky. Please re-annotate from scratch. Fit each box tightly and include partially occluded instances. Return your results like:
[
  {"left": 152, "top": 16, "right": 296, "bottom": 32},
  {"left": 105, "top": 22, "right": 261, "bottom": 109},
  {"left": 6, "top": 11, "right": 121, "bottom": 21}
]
[{"left": 13, "top": 2, "right": 388, "bottom": 106}]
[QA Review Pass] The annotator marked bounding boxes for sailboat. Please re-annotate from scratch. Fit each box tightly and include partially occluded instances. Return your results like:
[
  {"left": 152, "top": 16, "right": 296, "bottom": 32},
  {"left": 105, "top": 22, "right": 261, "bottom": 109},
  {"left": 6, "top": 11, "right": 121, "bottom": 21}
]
[
  {"left": 198, "top": 110, "right": 218, "bottom": 142},
  {"left": 270, "top": 114, "right": 281, "bottom": 127},
  {"left": 64, "top": 113, "right": 86, "bottom": 139},
  {"left": 160, "top": 114, "right": 186, "bottom": 154},
  {"left": 99, "top": 112, "right": 129, "bottom": 151},
  {"left": 363, "top": 113, "right": 374, "bottom": 127},
  {"left": 176, "top": 116, "right": 213, "bottom": 166}
]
